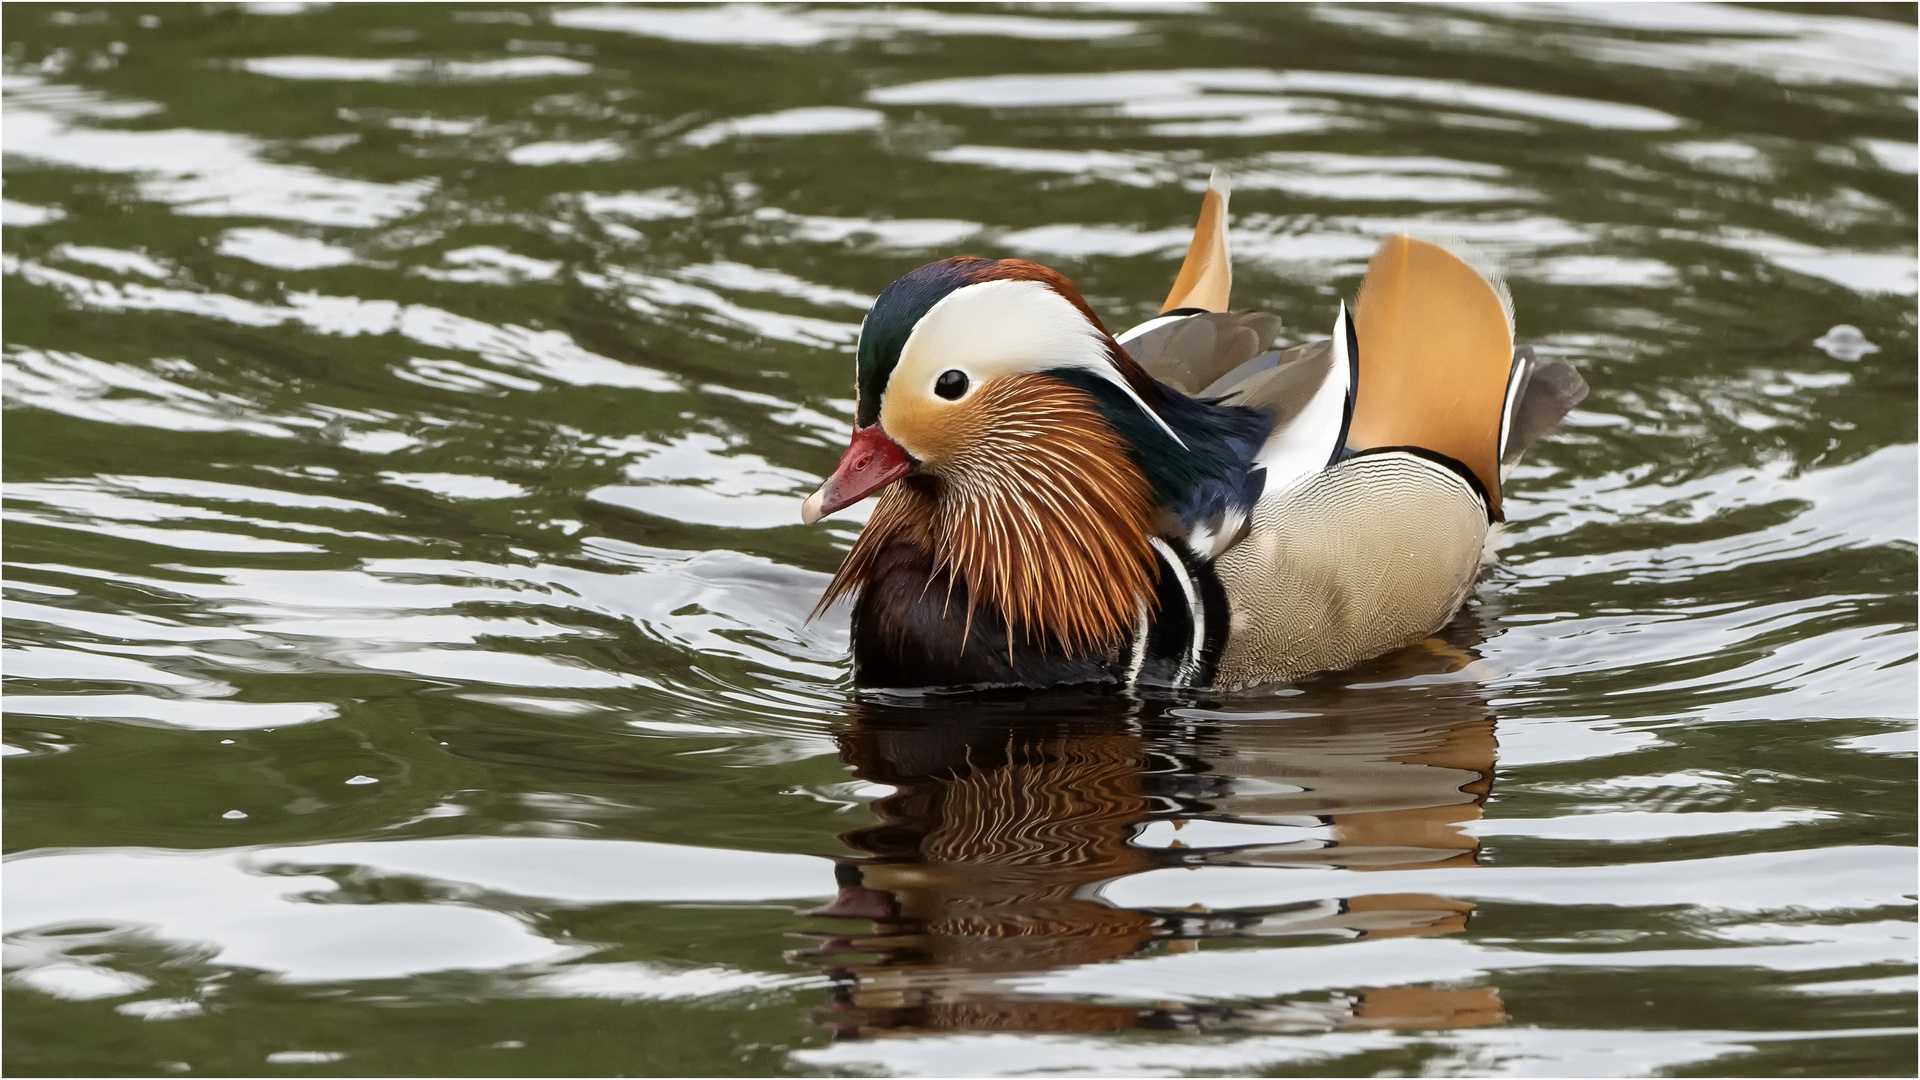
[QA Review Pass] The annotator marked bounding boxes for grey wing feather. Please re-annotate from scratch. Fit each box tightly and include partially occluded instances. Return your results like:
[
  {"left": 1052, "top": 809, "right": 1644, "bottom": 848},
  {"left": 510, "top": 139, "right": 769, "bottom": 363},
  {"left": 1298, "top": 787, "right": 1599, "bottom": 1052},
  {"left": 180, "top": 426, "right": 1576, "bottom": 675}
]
[
  {"left": 1132, "top": 315, "right": 1586, "bottom": 491},
  {"left": 1202, "top": 338, "right": 1335, "bottom": 427},
  {"left": 1125, "top": 311, "right": 1283, "bottom": 395},
  {"left": 1501, "top": 348, "right": 1588, "bottom": 466},
  {"left": 1204, "top": 337, "right": 1586, "bottom": 468}
]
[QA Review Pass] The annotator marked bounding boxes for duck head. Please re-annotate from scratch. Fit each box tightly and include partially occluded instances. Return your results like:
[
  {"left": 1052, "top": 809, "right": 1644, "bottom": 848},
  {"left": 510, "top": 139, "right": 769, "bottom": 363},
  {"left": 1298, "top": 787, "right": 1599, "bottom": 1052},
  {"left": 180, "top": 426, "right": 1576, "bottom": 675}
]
[
  {"left": 802, "top": 257, "right": 1180, "bottom": 525},
  {"left": 804, "top": 256, "right": 1189, "bottom": 655}
]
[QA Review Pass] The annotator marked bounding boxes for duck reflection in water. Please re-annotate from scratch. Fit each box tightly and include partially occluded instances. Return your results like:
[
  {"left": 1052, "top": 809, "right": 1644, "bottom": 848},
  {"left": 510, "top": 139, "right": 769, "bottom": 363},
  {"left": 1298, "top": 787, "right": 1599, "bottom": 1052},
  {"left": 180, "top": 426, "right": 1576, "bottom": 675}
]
[{"left": 801, "top": 649, "right": 1506, "bottom": 1038}]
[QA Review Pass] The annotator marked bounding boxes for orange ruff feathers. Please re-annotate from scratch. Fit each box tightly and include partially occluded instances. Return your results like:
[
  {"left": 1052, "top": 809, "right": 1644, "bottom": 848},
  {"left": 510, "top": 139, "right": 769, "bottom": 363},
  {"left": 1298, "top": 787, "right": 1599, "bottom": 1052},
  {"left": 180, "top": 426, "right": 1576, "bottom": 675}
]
[{"left": 822, "top": 375, "right": 1159, "bottom": 657}]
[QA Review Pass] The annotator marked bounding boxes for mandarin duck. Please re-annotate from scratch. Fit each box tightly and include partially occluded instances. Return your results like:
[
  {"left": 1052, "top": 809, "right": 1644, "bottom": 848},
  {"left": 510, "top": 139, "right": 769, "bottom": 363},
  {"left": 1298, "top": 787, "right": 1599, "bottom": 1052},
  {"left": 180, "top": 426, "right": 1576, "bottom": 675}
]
[{"left": 803, "top": 172, "right": 1587, "bottom": 690}]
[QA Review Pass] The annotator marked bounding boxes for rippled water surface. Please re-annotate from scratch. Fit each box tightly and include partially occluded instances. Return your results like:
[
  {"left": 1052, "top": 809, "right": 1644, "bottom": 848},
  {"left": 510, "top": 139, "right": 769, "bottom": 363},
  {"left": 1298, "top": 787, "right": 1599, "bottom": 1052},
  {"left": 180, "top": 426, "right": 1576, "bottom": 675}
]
[{"left": 4, "top": 3, "right": 1916, "bottom": 1076}]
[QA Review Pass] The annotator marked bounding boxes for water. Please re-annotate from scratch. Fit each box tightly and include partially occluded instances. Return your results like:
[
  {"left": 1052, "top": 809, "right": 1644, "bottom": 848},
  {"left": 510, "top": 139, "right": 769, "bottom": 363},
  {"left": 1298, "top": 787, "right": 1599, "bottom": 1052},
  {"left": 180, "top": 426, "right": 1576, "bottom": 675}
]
[{"left": 3, "top": 3, "right": 1914, "bottom": 1076}]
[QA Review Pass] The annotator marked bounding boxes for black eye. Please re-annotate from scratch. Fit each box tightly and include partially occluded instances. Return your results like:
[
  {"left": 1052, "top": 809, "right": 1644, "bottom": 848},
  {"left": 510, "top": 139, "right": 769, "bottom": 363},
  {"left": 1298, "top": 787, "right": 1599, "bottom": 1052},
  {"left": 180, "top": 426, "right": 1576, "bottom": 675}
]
[{"left": 934, "top": 369, "right": 969, "bottom": 400}]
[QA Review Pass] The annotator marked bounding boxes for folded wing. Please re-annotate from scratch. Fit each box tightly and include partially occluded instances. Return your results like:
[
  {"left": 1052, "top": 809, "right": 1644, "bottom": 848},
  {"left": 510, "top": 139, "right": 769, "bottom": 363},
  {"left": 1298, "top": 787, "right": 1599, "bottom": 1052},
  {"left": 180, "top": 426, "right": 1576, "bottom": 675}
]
[{"left": 1119, "top": 202, "right": 1589, "bottom": 546}]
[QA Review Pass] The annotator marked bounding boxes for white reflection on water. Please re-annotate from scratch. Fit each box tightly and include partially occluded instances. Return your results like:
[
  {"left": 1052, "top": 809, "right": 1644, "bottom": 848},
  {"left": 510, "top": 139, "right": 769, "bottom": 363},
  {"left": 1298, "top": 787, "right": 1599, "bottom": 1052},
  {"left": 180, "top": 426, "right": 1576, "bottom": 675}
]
[
  {"left": 506, "top": 138, "right": 624, "bottom": 166},
  {"left": 1524, "top": 255, "right": 1678, "bottom": 287},
  {"left": 519, "top": 961, "right": 812, "bottom": 1002},
  {"left": 412, "top": 246, "right": 562, "bottom": 285},
  {"left": 1716, "top": 229, "right": 1918, "bottom": 295},
  {"left": 4, "top": 80, "right": 434, "bottom": 228},
  {"left": 979, "top": 915, "right": 1916, "bottom": 1059},
  {"left": 1458, "top": 2, "right": 1919, "bottom": 88},
  {"left": 577, "top": 187, "right": 702, "bottom": 222},
  {"left": 550, "top": 4, "right": 1139, "bottom": 46},
  {"left": 593, "top": 264, "right": 863, "bottom": 346},
  {"left": 347, "top": 649, "right": 649, "bottom": 689},
  {"left": 51, "top": 244, "right": 170, "bottom": 279},
  {"left": 6, "top": 823, "right": 1897, "bottom": 1054},
  {"left": 1241, "top": 172, "right": 1532, "bottom": 204},
  {"left": 3, "top": 837, "right": 831, "bottom": 985},
  {"left": 1463, "top": 809, "right": 1836, "bottom": 840},
  {"left": 238, "top": 55, "right": 593, "bottom": 82},
  {"left": 5, "top": 260, "right": 683, "bottom": 390},
  {"left": 927, "top": 145, "right": 1178, "bottom": 187},
  {"left": 378, "top": 471, "right": 529, "bottom": 501},
  {"left": 672, "top": 259, "right": 872, "bottom": 309},
  {"left": 1230, "top": 213, "right": 1600, "bottom": 277},
  {"left": 5, "top": 536, "right": 846, "bottom": 724},
  {"left": 798, "top": 1021, "right": 1916, "bottom": 1078},
  {"left": 684, "top": 106, "right": 886, "bottom": 148},
  {"left": 100, "top": 474, "right": 389, "bottom": 514},
  {"left": 2, "top": 596, "right": 248, "bottom": 643},
  {"left": 1860, "top": 138, "right": 1919, "bottom": 174},
  {"left": 3, "top": 645, "right": 209, "bottom": 688},
  {"left": 216, "top": 227, "right": 356, "bottom": 270},
  {"left": 9, "top": 963, "right": 152, "bottom": 1002},
  {"left": 5, "top": 849, "right": 578, "bottom": 982},
  {"left": 871, "top": 68, "right": 1682, "bottom": 130},
  {"left": 998, "top": 223, "right": 1193, "bottom": 260},
  {"left": 589, "top": 430, "right": 824, "bottom": 529},
  {"left": 2, "top": 695, "right": 338, "bottom": 729},
  {"left": 754, "top": 208, "right": 983, "bottom": 251},
  {"left": 1514, "top": 444, "right": 1919, "bottom": 577},
  {"left": 4, "top": 477, "right": 394, "bottom": 551},
  {"left": 1, "top": 198, "right": 66, "bottom": 226}
]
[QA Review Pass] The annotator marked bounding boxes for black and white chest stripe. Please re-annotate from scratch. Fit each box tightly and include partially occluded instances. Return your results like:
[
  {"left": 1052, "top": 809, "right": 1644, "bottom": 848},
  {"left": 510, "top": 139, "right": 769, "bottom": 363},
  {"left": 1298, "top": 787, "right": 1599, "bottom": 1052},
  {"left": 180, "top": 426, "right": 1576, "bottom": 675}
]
[{"left": 1123, "top": 538, "right": 1230, "bottom": 690}]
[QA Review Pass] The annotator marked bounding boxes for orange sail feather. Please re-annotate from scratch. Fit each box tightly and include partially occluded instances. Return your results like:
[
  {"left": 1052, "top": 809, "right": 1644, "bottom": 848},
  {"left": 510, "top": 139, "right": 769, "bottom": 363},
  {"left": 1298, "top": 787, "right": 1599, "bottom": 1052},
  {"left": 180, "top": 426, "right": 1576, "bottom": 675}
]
[
  {"left": 1160, "top": 171, "right": 1232, "bottom": 313},
  {"left": 1349, "top": 235, "right": 1516, "bottom": 519}
]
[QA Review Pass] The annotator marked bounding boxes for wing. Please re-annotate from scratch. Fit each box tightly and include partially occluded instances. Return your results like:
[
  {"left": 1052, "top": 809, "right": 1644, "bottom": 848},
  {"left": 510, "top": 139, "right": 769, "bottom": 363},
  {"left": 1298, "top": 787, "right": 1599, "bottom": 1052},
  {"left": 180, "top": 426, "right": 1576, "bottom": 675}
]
[
  {"left": 1349, "top": 235, "right": 1516, "bottom": 520},
  {"left": 1205, "top": 303, "right": 1357, "bottom": 498},
  {"left": 1117, "top": 168, "right": 1281, "bottom": 394},
  {"left": 1110, "top": 167, "right": 1321, "bottom": 562},
  {"left": 1119, "top": 310, "right": 1283, "bottom": 394}
]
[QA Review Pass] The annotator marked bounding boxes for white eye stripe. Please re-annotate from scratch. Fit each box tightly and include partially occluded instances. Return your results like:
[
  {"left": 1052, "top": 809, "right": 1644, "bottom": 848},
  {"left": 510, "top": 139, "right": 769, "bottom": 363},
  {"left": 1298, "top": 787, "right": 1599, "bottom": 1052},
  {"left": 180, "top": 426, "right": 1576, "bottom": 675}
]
[{"left": 889, "top": 278, "right": 1185, "bottom": 448}]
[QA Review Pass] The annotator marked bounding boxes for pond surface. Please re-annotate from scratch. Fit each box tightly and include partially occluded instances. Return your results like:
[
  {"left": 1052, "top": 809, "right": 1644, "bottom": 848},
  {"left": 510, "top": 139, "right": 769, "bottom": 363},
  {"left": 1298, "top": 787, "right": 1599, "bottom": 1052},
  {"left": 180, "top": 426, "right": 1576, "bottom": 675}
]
[{"left": 3, "top": 3, "right": 1915, "bottom": 1076}]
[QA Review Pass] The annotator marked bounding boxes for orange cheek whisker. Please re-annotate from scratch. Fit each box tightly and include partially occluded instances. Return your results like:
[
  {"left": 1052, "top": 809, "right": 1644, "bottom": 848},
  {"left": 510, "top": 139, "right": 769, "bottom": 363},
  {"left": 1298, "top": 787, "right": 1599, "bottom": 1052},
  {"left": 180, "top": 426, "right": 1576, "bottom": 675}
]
[{"left": 823, "top": 374, "right": 1160, "bottom": 661}]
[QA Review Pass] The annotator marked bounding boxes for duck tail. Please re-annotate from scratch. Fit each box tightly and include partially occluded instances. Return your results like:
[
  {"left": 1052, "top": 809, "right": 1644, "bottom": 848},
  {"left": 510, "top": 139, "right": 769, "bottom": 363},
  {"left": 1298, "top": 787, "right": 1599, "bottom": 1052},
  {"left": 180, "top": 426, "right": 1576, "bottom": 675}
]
[{"left": 1499, "top": 346, "right": 1589, "bottom": 479}]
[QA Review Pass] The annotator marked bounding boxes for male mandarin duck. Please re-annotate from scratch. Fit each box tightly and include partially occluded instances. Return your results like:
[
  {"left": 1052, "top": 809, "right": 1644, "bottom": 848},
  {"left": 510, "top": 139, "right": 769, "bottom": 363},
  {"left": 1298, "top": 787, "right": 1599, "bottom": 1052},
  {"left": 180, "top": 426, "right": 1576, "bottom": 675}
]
[{"left": 802, "top": 171, "right": 1587, "bottom": 691}]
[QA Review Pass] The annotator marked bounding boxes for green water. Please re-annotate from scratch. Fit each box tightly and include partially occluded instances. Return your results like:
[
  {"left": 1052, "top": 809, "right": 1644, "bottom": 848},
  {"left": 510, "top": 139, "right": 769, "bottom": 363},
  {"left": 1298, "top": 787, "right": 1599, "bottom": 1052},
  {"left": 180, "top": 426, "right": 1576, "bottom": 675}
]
[{"left": 3, "top": 3, "right": 1915, "bottom": 1076}]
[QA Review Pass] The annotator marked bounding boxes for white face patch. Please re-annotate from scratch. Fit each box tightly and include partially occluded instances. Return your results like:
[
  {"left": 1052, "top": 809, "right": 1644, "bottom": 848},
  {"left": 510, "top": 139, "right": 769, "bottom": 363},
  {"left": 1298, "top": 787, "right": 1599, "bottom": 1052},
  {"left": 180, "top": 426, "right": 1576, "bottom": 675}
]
[{"left": 881, "top": 278, "right": 1184, "bottom": 449}]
